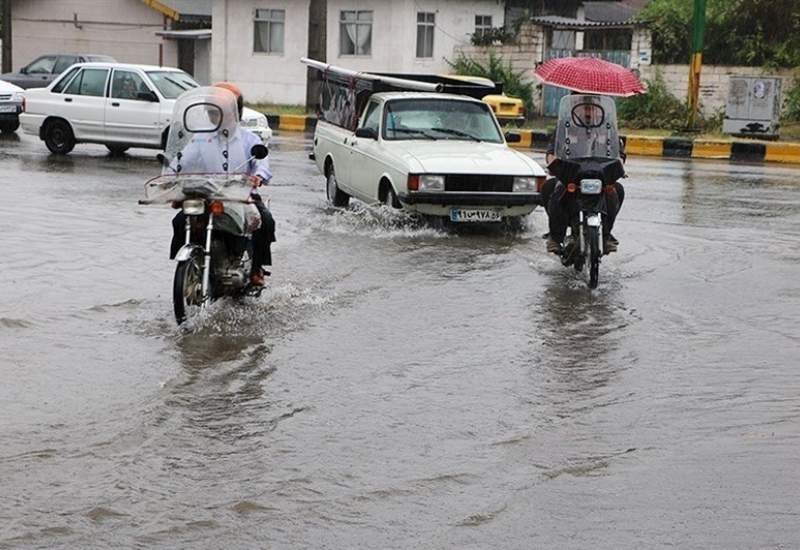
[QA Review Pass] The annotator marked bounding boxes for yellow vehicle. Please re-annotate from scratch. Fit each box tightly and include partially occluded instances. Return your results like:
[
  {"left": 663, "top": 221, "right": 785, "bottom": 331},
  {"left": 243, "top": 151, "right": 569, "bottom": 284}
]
[{"left": 446, "top": 75, "right": 526, "bottom": 125}]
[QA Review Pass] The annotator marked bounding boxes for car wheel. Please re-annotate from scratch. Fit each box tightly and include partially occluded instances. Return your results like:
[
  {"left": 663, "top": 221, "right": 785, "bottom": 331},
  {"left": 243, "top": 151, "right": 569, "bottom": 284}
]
[
  {"left": 44, "top": 119, "right": 75, "bottom": 155},
  {"left": 0, "top": 120, "right": 20, "bottom": 133},
  {"left": 106, "top": 145, "right": 130, "bottom": 156},
  {"left": 382, "top": 185, "right": 400, "bottom": 209},
  {"left": 326, "top": 166, "right": 350, "bottom": 207}
]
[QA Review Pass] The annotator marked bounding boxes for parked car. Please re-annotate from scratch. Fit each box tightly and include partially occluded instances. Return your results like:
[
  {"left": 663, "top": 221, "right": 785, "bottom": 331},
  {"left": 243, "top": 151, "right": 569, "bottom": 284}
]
[
  {"left": 20, "top": 62, "right": 271, "bottom": 155},
  {"left": 1, "top": 54, "right": 116, "bottom": 89},
  {"left": 447, "top": 75, "right": 526, "bottom": 125},
  {"left": 0, "top": 79, "right": 25, "bottom": 133},
  {"left": 314, "top": 92, "right": 545, "bottom": 223}
]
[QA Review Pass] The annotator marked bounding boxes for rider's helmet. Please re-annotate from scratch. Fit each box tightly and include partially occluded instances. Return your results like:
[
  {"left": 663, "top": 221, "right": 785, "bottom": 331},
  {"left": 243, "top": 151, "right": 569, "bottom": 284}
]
[{"left": 214, "top": 81, "right": 244, "bottom": 119}]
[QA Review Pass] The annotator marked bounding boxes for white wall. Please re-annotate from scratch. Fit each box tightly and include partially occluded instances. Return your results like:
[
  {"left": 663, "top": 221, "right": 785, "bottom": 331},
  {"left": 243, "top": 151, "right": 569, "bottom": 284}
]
[
  {"left": 326, "top": 0, "right": 505, "bottom": 74},
  {"left": 211, "top": 0, "right": 311, "bottom": 105},
  {"left": 10, "top": 0, "right": 177, "bottom": 69}
]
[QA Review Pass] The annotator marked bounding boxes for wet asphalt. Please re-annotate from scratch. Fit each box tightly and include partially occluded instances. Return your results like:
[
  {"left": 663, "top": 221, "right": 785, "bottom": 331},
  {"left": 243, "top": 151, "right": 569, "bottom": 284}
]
[{"left": 1, "top": 130, "right": 799, "bottom": 549}]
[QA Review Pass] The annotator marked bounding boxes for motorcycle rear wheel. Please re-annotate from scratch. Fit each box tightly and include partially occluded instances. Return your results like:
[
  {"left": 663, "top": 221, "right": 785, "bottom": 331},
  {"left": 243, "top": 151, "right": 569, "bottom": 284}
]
[{"left": 173, "top": 256, "right": 204, "bottom": 325}]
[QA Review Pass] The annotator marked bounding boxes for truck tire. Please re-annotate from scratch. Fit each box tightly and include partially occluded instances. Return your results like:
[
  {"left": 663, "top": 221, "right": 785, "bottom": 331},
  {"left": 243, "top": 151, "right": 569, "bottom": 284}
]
[{"left": 326, "top": 165, "right": 350, "bottom": 207}]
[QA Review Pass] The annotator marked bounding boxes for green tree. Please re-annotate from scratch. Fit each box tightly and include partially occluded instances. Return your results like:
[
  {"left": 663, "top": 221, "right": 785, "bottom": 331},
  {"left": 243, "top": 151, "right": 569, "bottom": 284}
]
[{"left": 447, "top": 51, "right": 534, "bottom": 112}]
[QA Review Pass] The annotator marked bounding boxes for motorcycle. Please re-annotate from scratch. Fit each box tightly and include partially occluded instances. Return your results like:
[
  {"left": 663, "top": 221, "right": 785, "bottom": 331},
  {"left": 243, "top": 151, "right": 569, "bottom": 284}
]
[
  {"left": 547, "top": 94, "right": 625, "bottom": 289},
  {"left": 139, "top": 87, "right": 269, "bottom": 324}
]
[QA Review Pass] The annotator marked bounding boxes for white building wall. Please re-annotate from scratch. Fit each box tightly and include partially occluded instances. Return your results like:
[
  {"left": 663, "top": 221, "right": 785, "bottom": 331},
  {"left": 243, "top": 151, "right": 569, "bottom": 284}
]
[
  {"left": 10, "top": 0, "right": 177, "bottom": 69},
  {"left": 325, "top": 0, "right": 505, "bottom": 75},
  {"left": 211, "top": 0, "right": 311, "bottom": 105}
]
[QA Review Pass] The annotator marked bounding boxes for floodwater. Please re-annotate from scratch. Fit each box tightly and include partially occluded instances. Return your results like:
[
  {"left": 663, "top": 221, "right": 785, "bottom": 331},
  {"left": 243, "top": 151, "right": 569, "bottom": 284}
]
[{"left": 1, "top": 132, "right": 799, "bottom": 549}]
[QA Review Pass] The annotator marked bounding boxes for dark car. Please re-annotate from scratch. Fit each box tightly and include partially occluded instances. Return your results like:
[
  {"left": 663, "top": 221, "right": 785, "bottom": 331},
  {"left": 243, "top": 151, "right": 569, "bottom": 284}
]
[{"left": 1, "top": 54, "right": 116, "bottom": 89}]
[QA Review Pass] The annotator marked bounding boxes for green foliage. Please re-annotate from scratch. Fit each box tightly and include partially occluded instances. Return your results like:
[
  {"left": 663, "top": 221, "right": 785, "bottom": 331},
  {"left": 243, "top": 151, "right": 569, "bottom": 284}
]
[
  {"left": 618, "top": 72, "right": 688, "bottom": 130},
  {"left": 470, "top": 28, "right": 515, "bottom": 47},
  {"left": 784, "top": 77, "right": 800, "bottom": 122},
  {"left": 446, "top": 51, "right": 534, "bottom": 112},
  {"left": 638, "top": 0, "right": 800, "bottom": 67}
]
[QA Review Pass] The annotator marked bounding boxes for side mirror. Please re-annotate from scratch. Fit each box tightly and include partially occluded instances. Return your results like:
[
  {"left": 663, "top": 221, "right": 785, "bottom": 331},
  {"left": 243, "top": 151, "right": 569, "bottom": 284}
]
[
  {"left": 250, "top": 144, "right": 268, "bottom": 159},
  {"left": 19, "top": 67, "right": 28, "bottom": 74},
  {"left": 137, "top": 90, "right": 159, "bottom": 102},
  {"left": 354, "top": 127, "right": 378, "bottom": 140},
  {"left": 505, "top": 132, "right": 521, "bottom": 143}
]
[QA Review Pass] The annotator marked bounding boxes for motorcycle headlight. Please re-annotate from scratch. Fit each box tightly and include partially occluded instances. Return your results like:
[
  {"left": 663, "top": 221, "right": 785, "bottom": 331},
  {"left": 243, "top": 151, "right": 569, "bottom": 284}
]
[
  {"left": 419, "top": 175, "right": 445, "bottom": 192},
  {"left": 182, "top": 199, "right": 205, "bottom": 215},
  {"left": 513, "top": 176, "right": 536, "bottom": 192}
]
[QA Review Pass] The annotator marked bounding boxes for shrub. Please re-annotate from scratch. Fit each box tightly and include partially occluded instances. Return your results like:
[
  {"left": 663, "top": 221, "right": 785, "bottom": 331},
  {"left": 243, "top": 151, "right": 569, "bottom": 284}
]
[
  {"left": 617, "top": 71, "right": 688, "bottom": 130},
  {"left": 470, "top": 27, "right": 515, "bottom": 47},
  {"left": 783, "top": 76, "right": 800, "bottom": 122},
  {"left": 447, "top": 51, "right": 534, "bottom": 112}
]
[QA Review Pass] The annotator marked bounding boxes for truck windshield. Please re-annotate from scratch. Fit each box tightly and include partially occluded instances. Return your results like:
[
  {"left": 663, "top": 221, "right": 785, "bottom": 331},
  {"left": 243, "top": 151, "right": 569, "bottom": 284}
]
[
  {"left": 383, "top": 98, "right": 503, "bottom": 143},
  {"left": 146, "top": 71, "right": 199, "bottom": 99}
]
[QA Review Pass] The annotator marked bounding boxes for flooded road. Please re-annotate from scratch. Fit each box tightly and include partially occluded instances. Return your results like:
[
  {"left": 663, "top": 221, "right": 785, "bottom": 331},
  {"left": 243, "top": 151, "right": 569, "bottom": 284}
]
[{"left": 1, "top": 131, "right": 799, "bottom": 549}]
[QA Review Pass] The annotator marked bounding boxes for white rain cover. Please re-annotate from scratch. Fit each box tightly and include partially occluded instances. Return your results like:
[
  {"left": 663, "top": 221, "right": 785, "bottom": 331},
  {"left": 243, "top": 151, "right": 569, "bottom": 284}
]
[
  {"left": 554, "top": 94, "right": 620, "bottom": 160},
  {"left": 142, "top": 174, "right": 253, "bottom": 204},
  {"left": 164, "top": 86, "right": 240, "bottom": 165}
]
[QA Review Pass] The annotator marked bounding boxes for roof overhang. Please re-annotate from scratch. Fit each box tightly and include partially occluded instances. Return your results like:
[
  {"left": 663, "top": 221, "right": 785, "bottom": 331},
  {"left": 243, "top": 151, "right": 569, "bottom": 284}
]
[
  {"left": 530, "top": 15, "right": 643, "bottom": 31},
  {"left": 156, "top": 29, "right": 212, "bottom": 40}
]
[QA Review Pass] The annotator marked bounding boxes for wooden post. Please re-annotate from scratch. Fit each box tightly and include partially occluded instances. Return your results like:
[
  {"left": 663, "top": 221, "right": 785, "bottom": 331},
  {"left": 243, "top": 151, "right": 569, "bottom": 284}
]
[{"left": 1, "top": 0, "right": 12, "bottom": 73}]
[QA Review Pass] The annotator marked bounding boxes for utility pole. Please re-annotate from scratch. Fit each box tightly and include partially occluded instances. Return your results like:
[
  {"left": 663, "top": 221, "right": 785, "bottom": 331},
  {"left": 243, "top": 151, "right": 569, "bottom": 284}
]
[
  {"left": 687, "top": 0, "right": 706, "bottom": 128},
  {"left": 2, "top": 0, "right": 12, "bottom": 73}
]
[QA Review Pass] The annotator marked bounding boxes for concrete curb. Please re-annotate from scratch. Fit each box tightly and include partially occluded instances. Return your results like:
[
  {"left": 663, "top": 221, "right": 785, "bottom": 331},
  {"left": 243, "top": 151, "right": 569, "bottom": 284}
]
[{"left": 262, "top": 114, "right": 800, "bottom": 165}]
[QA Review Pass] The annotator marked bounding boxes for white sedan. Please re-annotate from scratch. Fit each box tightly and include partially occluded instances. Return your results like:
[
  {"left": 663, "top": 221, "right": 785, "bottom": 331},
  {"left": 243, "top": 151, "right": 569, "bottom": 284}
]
[
  {"left": 0, "top": 79, "right": 25, "bottom": 133},
  {"left": 313, "top": 92, "right": 545, "bottom": 222},
  {"left": 20, "top": 62, "right": 271, "bottom": 155}
]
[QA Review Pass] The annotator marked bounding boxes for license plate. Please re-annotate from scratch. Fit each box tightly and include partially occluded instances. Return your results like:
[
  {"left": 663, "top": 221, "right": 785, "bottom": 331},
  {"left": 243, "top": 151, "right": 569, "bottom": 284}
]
[
  {"left": 0, "top": 104, "right": 17, "bottom": 113},
  {"left": 450, "top": 208, "right": 502, "bottom": 222}
]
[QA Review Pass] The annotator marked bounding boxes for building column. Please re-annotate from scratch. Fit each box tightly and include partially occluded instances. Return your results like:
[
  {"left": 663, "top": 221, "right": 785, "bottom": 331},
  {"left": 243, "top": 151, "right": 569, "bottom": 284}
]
[{"left": 1, "top": 0, "right": 11, "bottom": 73}]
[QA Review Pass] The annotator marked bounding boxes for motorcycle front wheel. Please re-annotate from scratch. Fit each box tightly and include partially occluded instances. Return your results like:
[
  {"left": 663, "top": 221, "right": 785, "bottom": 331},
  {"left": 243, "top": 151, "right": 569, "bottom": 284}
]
[
  {"left": 173, "top": 255, "right": 204, "bottom": 325},
  {"left": 587, "top": 225, "right": 601, "bottom": 289}
]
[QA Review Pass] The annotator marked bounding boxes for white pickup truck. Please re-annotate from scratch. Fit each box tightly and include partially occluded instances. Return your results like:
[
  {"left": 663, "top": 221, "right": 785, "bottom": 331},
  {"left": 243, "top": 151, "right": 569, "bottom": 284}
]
[{"left": 313, "top": 92, "right": 546, "bottom": 223}]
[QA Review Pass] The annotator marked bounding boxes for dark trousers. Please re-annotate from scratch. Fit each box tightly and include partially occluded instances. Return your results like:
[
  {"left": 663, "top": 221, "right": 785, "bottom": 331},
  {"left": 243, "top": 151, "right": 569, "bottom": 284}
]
[
  {"left": 546, "top": 180, "right": 625, "bottom": 242},
  {"left": 170, "top": 198, "right": 275, "bottom": 272}
]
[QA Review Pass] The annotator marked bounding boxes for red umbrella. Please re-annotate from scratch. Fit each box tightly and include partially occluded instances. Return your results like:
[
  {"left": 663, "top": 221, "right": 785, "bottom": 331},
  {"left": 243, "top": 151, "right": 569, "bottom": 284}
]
[{"left": 534, "top": 57, "right": 646, "bottom": 97}]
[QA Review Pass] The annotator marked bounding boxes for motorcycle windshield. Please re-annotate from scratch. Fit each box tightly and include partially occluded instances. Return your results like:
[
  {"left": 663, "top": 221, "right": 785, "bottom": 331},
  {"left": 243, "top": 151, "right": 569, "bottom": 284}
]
[
  {"left": 163, "top": 86, "right": 240, "bottom": 170},
  {"left": 554, "top": 94, "right": 620, "bottom": 161},
  {"left": 142, "top": 173, "right": 252, "bottom": 204}
]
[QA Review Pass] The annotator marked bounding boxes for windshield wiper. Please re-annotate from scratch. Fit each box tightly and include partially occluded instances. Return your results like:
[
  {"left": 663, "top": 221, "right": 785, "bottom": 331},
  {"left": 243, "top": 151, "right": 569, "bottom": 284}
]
[
  {"left": 430, "top": 128, "right": 481, "bottom": 142},
  {"left": 165, "top": 76, "right": 191, "bottom": 91},
  {"left": 389, "top": 128, "right": 437, "bottom": 140}
]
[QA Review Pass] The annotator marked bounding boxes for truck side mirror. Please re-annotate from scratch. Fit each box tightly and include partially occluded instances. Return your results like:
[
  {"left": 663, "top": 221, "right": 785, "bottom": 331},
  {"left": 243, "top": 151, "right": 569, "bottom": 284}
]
[
  {"left": 505, "top": 132, "right": 521, "bottom": 143},
  {"left": 250, "top": 144, "right": 268, "bottom": 159},
  {"left": 355, "top": 127, "right": 378, "bottom": 140}
]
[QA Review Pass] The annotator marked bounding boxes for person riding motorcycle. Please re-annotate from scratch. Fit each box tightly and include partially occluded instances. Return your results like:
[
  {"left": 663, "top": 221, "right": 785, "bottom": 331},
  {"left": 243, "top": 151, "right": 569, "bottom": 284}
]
[
  {"left": 543, "top": 94, "right": 625, "bottom": 255},
  {"left": 167, "top": 82, "right": 276, "bottom": 286}
]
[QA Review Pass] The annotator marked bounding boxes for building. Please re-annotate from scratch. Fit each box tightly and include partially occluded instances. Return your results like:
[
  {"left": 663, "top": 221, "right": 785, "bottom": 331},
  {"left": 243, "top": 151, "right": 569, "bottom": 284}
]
[
  {"left": 211, "top": 0, "right": 507, "bottom": 105},
  {"left": 4, "top": 0, "right": 210, "bottom": 74}
]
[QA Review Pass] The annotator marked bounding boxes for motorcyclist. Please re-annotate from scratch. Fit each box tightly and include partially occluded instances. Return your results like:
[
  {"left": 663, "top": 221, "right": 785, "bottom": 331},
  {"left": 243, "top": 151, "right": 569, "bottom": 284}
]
[
  {"left": 168, "top": 82, "right": 276, "bottom": 286},
  {"left": 543, "top": 94, "right": 625, "bottom": 255}
]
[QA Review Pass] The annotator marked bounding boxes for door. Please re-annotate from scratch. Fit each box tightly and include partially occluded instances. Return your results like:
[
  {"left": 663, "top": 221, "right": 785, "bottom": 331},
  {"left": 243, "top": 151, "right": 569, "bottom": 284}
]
[
  {"left": 61, "top": 68, "right": 110, "bottom": 141},
  {"left": 105, "top": 69, "right": 162, "bottom": 145},
  {"left": 350, "top": 100, "right": 384, "bottom": 200},
  {"left": 21, "top": 55, "right": 57, "bottom": 89}
]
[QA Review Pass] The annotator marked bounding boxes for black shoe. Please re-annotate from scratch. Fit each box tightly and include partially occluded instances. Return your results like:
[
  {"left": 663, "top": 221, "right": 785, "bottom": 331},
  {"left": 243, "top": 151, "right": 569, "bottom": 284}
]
[
  {"left": 546, "top": 237, "right": 563, "bottom": 254},
  {"left": 603, "top": 236, "right": 618, "bottom": 254},
  {"left": 607, "top": 233, "right": 619, "bottom": 245}
]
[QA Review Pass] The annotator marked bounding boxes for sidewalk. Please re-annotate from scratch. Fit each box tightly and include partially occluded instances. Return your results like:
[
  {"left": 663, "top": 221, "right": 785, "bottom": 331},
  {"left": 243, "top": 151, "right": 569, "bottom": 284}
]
[{"left": 263, "top": 114, "right": 800, "bottom": 165}]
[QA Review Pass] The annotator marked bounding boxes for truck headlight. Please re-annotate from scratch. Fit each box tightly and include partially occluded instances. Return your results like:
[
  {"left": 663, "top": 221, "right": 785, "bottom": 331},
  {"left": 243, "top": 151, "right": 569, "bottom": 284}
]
[
  {"left": 513, "top": 176, "right": 536, "bottom": 192},
  {"left": 419, "top": 174, "right": 445, "bottom": 192}
]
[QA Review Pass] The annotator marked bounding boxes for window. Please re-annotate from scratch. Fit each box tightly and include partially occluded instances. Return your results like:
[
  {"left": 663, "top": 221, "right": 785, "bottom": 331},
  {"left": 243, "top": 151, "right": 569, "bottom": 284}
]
[
  {"left": 146, "top": 71, "right": 198, "bottom": 99},
  {"left": 362, "top": 101, "right": 381, "bottom": 132},
  {"left": 383, "top": 99, "right": 502, "bottom": 143},
  {"left": 26, "top": 56, "right": 57, "bottom": 74},
  {"left": 340, "top": 10, "right": 372, "bottom": 56},
  {"left": 474, "top": 15, "right": 492, "bottom": 38},
  {"left": 64, "top": 68, "right": 109, "bottom": 97},
  {"left": 254, "top": 9, "right": 285, "bottom": 54},
  {"left": 51, "top": 66, "right": 80, "bottom": 93},
  {"left": 111, "top": 70, "right": 149, "bottom": 100},
  {"left": 53, "top": 55, "right": 79, "bottom": 74},
  {"left": 416, "top": 12, "right": 435, "bottom": 58}
]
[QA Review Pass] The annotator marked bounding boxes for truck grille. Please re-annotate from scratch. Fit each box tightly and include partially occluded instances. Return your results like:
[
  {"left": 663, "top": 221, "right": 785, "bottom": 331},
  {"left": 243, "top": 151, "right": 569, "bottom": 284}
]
[{"left": 445, "top": 174, "right": 514, "bottom": 193}]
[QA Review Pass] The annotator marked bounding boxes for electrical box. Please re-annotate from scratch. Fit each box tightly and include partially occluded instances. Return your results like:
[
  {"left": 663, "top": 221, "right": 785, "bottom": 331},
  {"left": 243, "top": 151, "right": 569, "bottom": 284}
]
[{"left": 723, "top": 76, "right": 782, "bottom": 139}]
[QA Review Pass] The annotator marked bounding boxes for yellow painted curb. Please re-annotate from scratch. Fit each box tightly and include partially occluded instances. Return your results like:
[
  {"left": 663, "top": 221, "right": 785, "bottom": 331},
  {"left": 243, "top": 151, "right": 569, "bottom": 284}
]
[
  {"left": 692, "top": 140, "right": 732, "bottom": 159},
  {"left": 765, "top": 142, "right": 800, "bottom": 164},
  {"left": 279, "top": 115, "right": 308, "bottom": 131},
  {"left": 625, "top": 136, "right": 664, "bottom": 157}
]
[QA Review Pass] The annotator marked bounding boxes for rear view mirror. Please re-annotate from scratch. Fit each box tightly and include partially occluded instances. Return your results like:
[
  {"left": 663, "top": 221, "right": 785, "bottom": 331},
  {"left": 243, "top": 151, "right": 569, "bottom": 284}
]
[
  {"left": 250, "top": 144, "right": 268, "bottom": 159},
  {"left": 137, "top": 90, "right": 159, "bottom": 102},
  {"left": 355, "top": 127, "right": 378, "bottom": 140},
  {"left": 505, "top": 132, "right": 521, "bottom": 143},
  {"left": 19, "top": 67, "right": 28, "bottom": 74}
]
